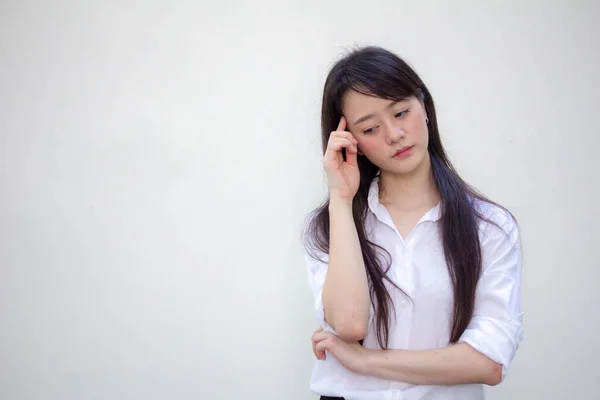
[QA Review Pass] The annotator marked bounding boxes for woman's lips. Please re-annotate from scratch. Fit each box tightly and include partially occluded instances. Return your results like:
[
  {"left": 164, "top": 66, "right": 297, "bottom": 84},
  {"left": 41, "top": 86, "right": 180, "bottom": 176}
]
[{"left": 393, "top": 146, "right": 414, "bottom": 158}]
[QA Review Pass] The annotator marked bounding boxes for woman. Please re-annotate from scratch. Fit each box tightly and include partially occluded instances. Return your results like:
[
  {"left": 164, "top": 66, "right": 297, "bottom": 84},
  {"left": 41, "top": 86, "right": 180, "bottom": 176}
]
[{"left": 302, "top": 46, "right": 523, "bottom": 400}]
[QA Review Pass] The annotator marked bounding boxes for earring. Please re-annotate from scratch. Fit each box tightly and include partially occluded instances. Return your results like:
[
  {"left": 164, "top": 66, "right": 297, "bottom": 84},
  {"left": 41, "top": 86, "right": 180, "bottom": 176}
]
[{"left": 426, "top": 117, "right": 429, "bottom": 124}]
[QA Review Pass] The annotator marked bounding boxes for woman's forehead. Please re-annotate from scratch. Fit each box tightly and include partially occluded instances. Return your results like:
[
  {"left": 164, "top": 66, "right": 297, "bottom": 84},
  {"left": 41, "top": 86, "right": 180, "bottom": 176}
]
[{"left": 343, "top": 91, "right": 413, "bottom": 114}]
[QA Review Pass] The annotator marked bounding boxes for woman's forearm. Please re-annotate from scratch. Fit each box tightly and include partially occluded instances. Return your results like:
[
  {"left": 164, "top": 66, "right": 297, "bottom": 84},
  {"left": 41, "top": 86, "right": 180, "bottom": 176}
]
[
  {"left": 363, "top": 343, "right": 502, "bottom": 386},
  {"left": 322, "top": 195, "right": 370, "bottom": 341}
]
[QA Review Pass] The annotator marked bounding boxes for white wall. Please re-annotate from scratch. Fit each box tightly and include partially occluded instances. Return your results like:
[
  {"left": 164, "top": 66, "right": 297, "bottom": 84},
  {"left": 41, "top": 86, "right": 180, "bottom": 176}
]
[{"left": 1, "top": 1, "right": 598, "bottom": 399}]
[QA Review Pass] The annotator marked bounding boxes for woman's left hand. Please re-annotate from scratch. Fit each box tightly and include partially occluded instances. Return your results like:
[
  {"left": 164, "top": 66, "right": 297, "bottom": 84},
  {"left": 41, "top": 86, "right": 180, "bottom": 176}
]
[{"left": 311, "top": 328, "right": 370, "bottom": 373}]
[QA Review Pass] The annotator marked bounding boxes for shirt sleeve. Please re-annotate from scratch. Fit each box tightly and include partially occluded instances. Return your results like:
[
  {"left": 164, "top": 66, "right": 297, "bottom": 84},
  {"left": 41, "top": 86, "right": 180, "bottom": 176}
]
[
  {"left": 304, "top": 245, "right": 338, "bottom": 334},
  {"left": 458, "top": 211, "right": 524, "bottom": 382}
]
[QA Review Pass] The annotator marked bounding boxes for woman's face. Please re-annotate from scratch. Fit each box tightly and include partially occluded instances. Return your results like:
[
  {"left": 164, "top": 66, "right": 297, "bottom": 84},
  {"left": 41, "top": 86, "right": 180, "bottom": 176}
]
[{"left": 342, "top": 90, "right": 430, "bottom": 176}]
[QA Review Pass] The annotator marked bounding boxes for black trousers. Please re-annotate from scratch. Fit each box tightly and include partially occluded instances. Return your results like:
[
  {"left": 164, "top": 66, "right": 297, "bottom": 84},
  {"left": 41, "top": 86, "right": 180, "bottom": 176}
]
[{"left": 320, "top": 397, "right": 344, "bottom": 400}]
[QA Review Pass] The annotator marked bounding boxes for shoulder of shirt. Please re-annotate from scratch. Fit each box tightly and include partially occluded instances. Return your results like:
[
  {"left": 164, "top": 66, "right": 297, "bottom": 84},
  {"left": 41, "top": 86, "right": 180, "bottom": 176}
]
[{"left": 471, "top": 197, "right": 519, "bottom": 243}]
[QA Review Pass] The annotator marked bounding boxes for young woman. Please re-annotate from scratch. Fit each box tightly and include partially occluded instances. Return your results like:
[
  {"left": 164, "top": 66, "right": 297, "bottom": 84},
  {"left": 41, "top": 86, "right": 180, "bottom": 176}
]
[{"left": 302, "top": 46, "right": 523, "bottom": 400}]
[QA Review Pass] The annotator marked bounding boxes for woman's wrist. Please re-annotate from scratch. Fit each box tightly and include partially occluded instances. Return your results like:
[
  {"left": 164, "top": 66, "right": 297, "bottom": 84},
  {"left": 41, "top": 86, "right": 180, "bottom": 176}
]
[
  {"left": 359, "top": 348, "right": 380, "bottom": 375},
  {"left": 329, "top": 192, "right": 354, "bottom": 209}
]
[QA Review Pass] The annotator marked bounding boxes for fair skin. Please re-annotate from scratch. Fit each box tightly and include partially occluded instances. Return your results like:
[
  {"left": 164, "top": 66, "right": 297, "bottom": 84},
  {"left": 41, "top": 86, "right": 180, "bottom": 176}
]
[
  {"left": 320, "top": 109, "right": 370, "bottom": 342},
  {"left": 317, "top": 90, "right": 502, "bottom": 386}
]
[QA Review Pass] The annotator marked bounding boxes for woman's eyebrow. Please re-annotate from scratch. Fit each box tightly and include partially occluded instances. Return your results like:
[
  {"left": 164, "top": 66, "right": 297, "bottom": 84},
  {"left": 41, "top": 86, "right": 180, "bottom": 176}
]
[{"left": 353, "top": 113, "right": 375, "bottom": 126}]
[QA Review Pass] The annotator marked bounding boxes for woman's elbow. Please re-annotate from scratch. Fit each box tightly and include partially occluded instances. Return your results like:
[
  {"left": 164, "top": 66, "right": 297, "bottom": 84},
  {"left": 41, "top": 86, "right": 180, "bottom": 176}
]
[
  {"left": 335, "top": 320, "right": 368, "bottom": 342},
  {"left": 484, "top": 361, "right": 503, "bottom": 386}
]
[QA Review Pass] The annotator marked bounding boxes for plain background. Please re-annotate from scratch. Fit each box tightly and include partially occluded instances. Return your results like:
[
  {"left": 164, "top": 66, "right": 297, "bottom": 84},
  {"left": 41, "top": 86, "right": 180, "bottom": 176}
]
[{"left": 1, "top": 1, "right": 599, "bottom": 399}]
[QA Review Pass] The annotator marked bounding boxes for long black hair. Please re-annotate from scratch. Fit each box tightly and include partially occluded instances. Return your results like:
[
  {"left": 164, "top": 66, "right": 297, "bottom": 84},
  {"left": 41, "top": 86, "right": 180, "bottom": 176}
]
[{"left": 304, "top": 46, "right": 511, "bottom": 349}]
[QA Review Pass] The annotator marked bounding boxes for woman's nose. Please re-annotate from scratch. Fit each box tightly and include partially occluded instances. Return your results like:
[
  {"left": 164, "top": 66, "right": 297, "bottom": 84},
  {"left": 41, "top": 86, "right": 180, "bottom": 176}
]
[{"left": 385, "top": 123, "right": 405, "bottom": 143}]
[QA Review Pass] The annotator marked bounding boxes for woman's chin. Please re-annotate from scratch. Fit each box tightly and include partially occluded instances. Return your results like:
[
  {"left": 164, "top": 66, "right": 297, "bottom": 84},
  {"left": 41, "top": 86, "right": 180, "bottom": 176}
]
[{"left": 382, "top": 155, "right": 427, "bottom": 176}]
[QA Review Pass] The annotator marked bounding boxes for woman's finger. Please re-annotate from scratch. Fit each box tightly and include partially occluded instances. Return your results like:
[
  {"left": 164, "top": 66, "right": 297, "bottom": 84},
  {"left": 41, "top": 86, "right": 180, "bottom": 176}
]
[
  {"left": 312, "top": 328, "right": 326, "bottom": 360},
  {"left": 312, "top": 329, "right": 336, "bottom": 343},
  {"left": 312, "top": 337, "right": 321, "bottom": 359},
  {"left": 329, "top": 138, "right": 357, "bottom": 153},
  {"left": 346, "top": 143, "right": 359, "bottom": 165},
  {"left": 315, "top": 339, "right": 332, "bottom": 355},
  {"left": 336, "top": 116, "right": 347, "bottom": 132},
  {"left": 312, "top": 341, "right": 326, "bottom": 360},
  {"left": 330, "top": 130, "right": 357, "bottom": 144}
]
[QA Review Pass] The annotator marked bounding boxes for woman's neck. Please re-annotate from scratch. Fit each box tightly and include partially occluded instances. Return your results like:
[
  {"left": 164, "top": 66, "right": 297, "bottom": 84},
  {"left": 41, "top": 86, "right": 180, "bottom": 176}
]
[{"left": 379, "top": 155, "right": 439, "bottom": 211}]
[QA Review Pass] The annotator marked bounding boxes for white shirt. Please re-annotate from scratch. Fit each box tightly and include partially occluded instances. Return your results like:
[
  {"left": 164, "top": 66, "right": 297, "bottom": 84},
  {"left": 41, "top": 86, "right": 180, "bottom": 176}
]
[{"left": 304, "top": 175, "right": 523, "bottom": 400}]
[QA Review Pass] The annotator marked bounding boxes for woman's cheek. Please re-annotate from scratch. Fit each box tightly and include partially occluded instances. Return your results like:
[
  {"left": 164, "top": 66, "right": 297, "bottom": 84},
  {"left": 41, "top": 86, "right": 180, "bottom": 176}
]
[{"left": 358, "top": 140, "right": 377, "bottom": 157}]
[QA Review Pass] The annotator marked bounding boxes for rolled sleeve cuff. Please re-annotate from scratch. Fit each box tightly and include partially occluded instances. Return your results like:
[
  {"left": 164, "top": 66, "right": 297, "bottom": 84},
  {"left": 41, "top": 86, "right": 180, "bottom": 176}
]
[{"left": 458, "top": 315, "right": 524, "bottom": 381}]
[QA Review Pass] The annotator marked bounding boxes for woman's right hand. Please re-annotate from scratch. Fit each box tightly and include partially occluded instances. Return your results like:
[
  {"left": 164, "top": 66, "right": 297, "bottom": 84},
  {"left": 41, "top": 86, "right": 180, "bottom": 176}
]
[{"left": 323, "top": 116, "right": 360, "bottom": 200}]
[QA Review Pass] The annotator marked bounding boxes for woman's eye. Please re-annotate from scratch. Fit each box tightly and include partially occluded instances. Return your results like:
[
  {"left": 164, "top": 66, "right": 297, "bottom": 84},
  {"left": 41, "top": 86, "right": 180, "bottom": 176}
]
[
  {"left": 363, "top": 127, "right": 377, "bottom": 134},
  {"left": 395, "top": 109, "right": 410, "bottom": 118}
]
